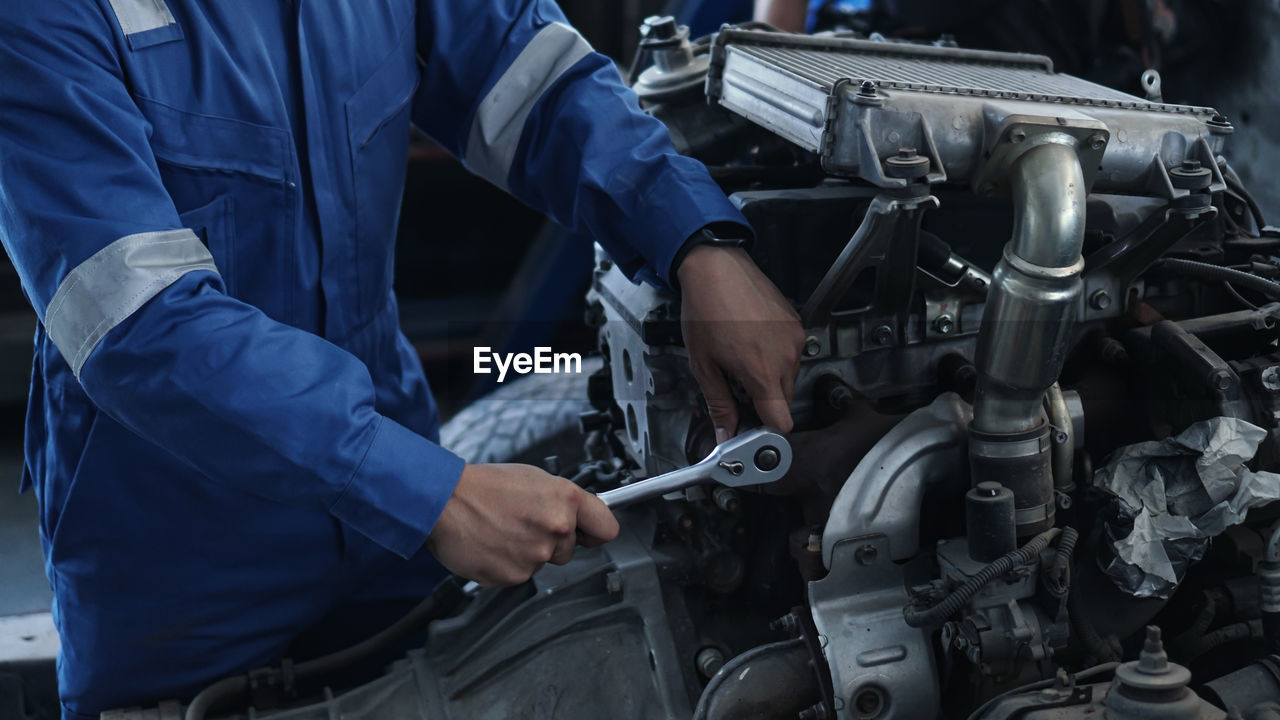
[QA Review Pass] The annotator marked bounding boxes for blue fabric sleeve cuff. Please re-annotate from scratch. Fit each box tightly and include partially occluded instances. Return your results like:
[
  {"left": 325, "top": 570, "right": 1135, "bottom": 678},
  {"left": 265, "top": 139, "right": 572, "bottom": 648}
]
[
  {"left": 641, "top": 163, "right": 753, "bottom": 290},
  {"left": 329, "top": 416, "right": 466, "bottom": 559}
]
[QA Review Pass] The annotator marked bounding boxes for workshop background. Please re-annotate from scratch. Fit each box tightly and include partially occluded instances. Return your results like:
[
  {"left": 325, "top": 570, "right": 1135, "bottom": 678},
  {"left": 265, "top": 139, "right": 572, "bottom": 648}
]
[{"left": 3, "top": 0, "right": 1280, "bottom": 714}]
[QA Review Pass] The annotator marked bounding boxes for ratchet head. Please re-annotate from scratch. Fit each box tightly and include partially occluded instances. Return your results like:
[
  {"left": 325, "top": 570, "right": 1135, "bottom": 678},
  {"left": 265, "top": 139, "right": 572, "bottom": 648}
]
[{"left": 703, "top": 427, "right": 792, "bottom": 488}]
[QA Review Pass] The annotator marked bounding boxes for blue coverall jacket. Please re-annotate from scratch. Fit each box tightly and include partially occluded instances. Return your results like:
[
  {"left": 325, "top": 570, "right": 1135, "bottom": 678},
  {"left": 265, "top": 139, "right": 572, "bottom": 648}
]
[{"left": 0, "top": 1, "right": 747, "bottom": 716}]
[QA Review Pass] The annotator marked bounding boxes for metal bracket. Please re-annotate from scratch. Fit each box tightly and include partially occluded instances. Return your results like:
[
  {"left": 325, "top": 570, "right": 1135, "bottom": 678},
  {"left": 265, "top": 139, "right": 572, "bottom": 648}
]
[
  {"left": 972, "top": 107, "right": 1109, "bottom": 198},
  {"left": 1080, "top": 206, "right": 1217, "bottom": 321},
  {"left": 800, "top": 188, "right": 939, "bottom": 339}
]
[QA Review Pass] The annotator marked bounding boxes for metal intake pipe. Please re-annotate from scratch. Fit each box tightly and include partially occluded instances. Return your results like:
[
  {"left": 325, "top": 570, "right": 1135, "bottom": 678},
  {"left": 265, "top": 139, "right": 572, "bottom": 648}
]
[{"left": 970, "top": 140, "right": 1086, "bottom": 536}]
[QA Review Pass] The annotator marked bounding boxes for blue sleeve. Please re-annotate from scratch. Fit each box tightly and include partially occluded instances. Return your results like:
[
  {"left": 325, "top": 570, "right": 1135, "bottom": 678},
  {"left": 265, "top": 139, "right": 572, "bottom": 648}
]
[
  {"left": 0, "top": 3, "right": 461, "bottom": 559},
  {"left": 411, "top": 0, "right": 749, "bottom": 288}
]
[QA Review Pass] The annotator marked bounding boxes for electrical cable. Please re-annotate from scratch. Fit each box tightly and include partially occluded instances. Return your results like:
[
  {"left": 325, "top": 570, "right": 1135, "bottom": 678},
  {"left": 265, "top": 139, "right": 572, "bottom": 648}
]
[
  {"left": 184, "top": 576, "right": 466, "bottom": 720},
  {"left": 903, "top": 528, "right": 1061, "bottom": 628},
  {"left": 1151, "top": 258, "right": 1280, "bottom": 300},
  {"left": 964, "top": 662, "right": 1119, "bottom": 720}
]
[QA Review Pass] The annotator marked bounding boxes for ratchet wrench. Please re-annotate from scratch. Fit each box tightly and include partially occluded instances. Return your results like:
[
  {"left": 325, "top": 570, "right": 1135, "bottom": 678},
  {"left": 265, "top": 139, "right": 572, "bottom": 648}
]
[{"left": 596, "top": 427, "right": 792, "bottom": 509}]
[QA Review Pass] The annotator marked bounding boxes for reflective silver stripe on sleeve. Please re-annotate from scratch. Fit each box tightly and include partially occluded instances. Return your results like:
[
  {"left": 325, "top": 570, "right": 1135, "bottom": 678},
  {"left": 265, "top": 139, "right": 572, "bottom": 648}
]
[
  {"left": 106, "top": 0, "right": 177, "bottom": 36},
  {"left": 45, "top": 229, "right": 218, "bottom": 378},
  {"left": 465, "top": 22, "right": 593, "bottom": 188}
]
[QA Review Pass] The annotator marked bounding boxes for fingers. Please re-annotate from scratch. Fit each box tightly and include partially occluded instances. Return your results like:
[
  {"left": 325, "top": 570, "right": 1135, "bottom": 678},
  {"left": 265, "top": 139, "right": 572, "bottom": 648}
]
[
  {"left": 575, "top": 490, "right": 620, "bottom": 545},
  {"left": 692, "top": 359, "right": 739, "bottom": 442},
  {"left": 743, "top": 372, "right": 795, "bottom": 434},
  {"left": 549, "top": 530, "right": 577, "bottom": 565}
]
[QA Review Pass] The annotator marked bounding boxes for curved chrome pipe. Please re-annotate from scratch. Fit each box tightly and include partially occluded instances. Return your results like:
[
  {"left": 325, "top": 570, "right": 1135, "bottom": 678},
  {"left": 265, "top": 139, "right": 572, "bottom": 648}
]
[
  {"left": 972, "top": 141, "right": 1087, "bottom": 435},
  {"left": 970, "top": 140, "right": 1086, "bottom": 535}
]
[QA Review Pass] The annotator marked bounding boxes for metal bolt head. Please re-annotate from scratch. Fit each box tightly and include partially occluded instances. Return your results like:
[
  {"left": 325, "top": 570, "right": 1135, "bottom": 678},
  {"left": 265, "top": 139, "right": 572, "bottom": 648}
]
[
  {"left": 858, "top": 80, "right": 877, "bottom": 96},
  {"left": 933, "top": 314, "right": 954, "bottom": 334},
  {"left": 1169, "top": 158, "right": 1213, "bottom": 190},
  {"left": 1010, "top": 128, "right": 1027, "bottom": 144},
  {"left": 872, "top": 325, "right": 894, "bottom": 346},
  {"left": 713, "top": 486, "right": 741, "bottom": 513},
  {"left": 605, "top": 571, "right": 624, "bottom": 594},
  {"left": 754, "top": 446, "right": 781, "bottom": 472},
  {"left": 1088, "top": 133, "right": 1107, "bottom": 151},
  {"left": 883, "top": 147, "right": 930, "bottom": 179},
  {"left": 1089, "top": 289, "right": 1112, "bottom": 311},
  {"left": 1262, "top": 366, "right": 1280, "bottom": 392},
  {"left": 1212, "top": 369, "right": 1234, "bottom": 391},
  {"left": 855, "top": 544, "right": 878, "bottom": 565},
  {"left": 642, "top": 15, "right": 678, "bottom": 40},
  {"left": 770, "top": 613, "right": 801, "bottom": 636},
  {"left": 696, "top": 647, "right": 726, "bottom": 679},
  {"left": 803, "top": 335, "right": 821, "bottom": 357}
]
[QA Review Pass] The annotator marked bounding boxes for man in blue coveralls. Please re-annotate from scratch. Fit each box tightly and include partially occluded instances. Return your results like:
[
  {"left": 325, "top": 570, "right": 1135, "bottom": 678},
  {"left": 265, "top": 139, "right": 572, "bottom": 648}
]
[{"left": 0, "top": 1, "right": 805, "bottom": 717}]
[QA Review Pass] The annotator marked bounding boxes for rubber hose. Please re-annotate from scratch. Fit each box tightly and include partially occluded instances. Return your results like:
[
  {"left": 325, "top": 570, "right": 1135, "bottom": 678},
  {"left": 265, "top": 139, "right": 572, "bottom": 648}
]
[
  {"left": 1225, "top": 172, "right": 1268, "bottom": 232},
  {"left": 1151, "top": 258, "right": 1280, "bottom": 300},
  {"left": 184, "top": 577, "right": 465, "bottom": 720},
  {"left": 965, "top": 662, "right": 1119, "bottom": 720},
  {"left": 1265, "top": 613, "right": 1280, "bottom": 655},
  {"left": 904, "top": 528, "right": 1061, "bottom": 628},
  {"left": 1045, "top": 526, "right": 1079, "bottom": 599},
  {"left": 1170, "top": 592, "right": 1218, "bottom": 658},
  {"left": 691, "top": 639, "right": 806, "bottom": 720},
  {"left": 1069, "top": 576, "right": 1123, "bottom": 663},
  {"left": 1183, "top": 619, "right": 1265, "bottom": 664}
]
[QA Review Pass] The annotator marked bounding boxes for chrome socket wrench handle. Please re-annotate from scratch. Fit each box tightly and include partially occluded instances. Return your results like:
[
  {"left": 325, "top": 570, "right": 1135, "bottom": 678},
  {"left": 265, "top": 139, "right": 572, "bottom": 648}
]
[{"left": 597, "top": 428, "right": 791, "bottom": 509}]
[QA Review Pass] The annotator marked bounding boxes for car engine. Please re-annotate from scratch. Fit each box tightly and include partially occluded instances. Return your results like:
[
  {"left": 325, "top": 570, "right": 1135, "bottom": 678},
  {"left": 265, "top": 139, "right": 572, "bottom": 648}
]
[{"left": 148, "top": 22, "right": 1280, "bottom": 720}]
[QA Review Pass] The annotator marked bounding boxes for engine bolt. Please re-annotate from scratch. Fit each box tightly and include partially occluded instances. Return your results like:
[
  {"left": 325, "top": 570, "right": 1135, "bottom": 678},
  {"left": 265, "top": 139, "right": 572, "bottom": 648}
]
[
  {"left": 713, "top": 486, "right": 741, "bottom": 513},
  {"left": 1088, "top": 133, "right": 1107, "bottom": 151},
  {"left": 1010, "top": 128, "right": 1027, "bottom": 144},
  {"left": 1211, "top": 369, "right": 1234, "bottom": 391},
  {"left": 872, "top": 325, "right": 894, "bottom": 346},
  {"left": 804, "top": 335, "right": 821, "bottom": 357},
  {"left": 1089, "top": 289, "right": 1112, "bottom": 311},
  {"left": 754, "top": 446, "right": 781, "bottom": 472},
  {"left": 799, "top": 702, "right": 831, "bottom": 720},
  {"left": 770, "top": 613, "right": 801, "bottom": 636},
  {"left": 933, "top": 314, "right": 954, "bottom": 334},
  {"left": 858, "top": 80, "right": 877, "bottom": 96},
  {"left": 855, "top": 544, "right": 878, "bottom": 565},
  {"left": 696, "top": 647, "right": 726, "bottom": 678},
  {"left": 1262, "top": 366, "right": 1280, "bottom": 392}
]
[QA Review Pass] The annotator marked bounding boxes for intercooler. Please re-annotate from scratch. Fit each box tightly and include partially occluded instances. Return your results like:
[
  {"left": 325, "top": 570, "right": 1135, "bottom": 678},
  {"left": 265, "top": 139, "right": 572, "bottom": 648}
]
[{"left": 707, "top": 30, "right": 1229, "bottom": 196}]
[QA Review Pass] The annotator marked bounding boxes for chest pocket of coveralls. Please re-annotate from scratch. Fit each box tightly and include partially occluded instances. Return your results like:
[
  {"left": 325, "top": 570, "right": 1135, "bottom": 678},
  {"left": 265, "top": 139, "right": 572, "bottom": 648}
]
[
  {"left": 137, "top": 96, "right": 296, "bottom": 320},
  {"left": 345, "top": 27, "right": 419, "bottom": 322}
]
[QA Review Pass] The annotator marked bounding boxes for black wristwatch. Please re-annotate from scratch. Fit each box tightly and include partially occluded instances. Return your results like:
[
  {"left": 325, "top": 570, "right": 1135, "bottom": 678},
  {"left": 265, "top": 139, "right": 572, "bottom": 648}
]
[{"left": 670, "top": 223, "right": 751, "bottom": 289}]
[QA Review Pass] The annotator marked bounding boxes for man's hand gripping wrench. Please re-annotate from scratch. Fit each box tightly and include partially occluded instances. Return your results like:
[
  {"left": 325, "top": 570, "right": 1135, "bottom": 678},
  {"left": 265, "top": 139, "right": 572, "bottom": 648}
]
[{"left": 596, "top": 428, "right": 792, "bottom": 509}]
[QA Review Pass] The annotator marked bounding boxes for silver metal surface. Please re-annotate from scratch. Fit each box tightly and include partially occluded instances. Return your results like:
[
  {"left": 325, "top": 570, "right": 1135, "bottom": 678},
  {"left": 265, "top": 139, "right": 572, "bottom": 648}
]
[
  {"left": 708, "top": 30, "right": 1228, "bottom": 195},
  {"left": 596, "top": 428, "right": 791, "bottom": 508},
  {"left": 811, "top": 394, "right": 972, "bottom": 720},
  {"left": 1045, "top": 383, "right": 1075, "bottom": 491},
  {"left": 972, "top": 142, "right": 1087, "bottom": 436}
]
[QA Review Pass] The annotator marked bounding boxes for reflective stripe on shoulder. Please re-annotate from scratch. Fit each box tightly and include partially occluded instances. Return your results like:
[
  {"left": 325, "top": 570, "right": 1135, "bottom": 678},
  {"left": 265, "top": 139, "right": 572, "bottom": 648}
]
[
  {"left": 465, "top": 22, "right": 593, "bottom": 189},
  {"left": 106, "top": 0, "right": 177, "bottom": 37},
  {"left": 44, "top": 229, "right": 218, "bottom": 378}
]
